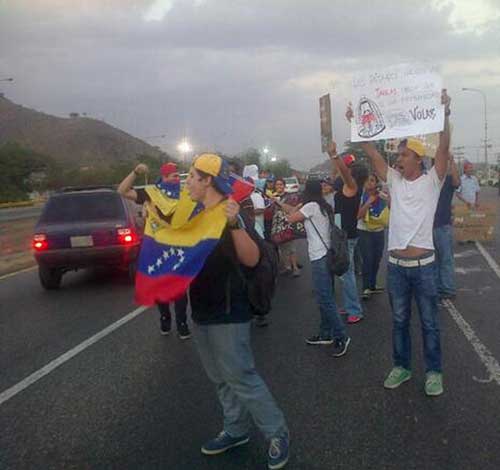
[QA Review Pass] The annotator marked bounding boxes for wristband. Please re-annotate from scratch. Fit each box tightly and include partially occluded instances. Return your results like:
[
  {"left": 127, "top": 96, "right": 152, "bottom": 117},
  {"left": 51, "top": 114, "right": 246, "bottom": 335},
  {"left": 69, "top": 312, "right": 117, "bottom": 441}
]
[{"left": 228, "top": 214, "right": 245, "bottom": 230}]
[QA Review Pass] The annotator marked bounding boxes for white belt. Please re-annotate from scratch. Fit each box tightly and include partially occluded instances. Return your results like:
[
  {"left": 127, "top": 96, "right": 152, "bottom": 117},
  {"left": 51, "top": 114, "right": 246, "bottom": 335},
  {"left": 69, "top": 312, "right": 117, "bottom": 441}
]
[{"left": 388, "top": 254, "right": 435, "bottom": 268}]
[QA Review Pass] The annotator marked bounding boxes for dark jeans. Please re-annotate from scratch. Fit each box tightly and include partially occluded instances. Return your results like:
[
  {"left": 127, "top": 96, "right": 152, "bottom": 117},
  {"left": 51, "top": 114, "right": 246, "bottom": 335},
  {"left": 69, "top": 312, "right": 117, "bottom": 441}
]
[
  {"left": 387, "top": 261, "right": 442, "bottom": 373},
  {"left": 158, "top": 294, "right": 188, "bottom": 328},
  {"left": 359, "top": 230, "right": 385, "bottom": 290}
]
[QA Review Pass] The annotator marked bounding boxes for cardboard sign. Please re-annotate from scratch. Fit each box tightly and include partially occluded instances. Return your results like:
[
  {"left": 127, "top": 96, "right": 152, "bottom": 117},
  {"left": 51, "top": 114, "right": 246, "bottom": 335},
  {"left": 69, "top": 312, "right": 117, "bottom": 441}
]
[
  {"left": 453, "top": 204, "right": 496, "bottom": 242},
  {"left": 351, "top": 63, "right": 444, "bottom": 142},
  {"left": 319, "top": 94, "right": 333, "bottom": 152}
]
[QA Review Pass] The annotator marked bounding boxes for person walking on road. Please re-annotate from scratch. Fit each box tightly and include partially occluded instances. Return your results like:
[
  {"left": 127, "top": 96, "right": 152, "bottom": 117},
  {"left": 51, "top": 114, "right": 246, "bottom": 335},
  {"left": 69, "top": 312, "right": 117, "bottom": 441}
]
[
  {"left": 347, "top": 89, "right": 452, "bottom": 397},
  {"left": 327, "top": 149, "right": 366, "bottom": 324},
  {"left": 433, "top": 154, "right": 460, "bottom": 301},
  {"left": 117, "top": 162, "right": 191, "bottom": 339},
  {"left": 287, "top": 178, "right": 351, "bottom": 356},
  {"left": 357, "top": 173, "right": 390, "bottom": 300},
  {"left": 185, "top": 154, "right": 289, "bottom": 470}
]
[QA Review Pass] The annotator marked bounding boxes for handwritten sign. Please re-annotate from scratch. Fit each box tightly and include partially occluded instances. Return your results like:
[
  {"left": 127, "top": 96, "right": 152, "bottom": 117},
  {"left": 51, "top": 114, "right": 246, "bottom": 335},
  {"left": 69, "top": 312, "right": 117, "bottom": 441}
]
[
  {"left": 319, "top": 94, "right": 332, "bottom": 152},
  {"left": 351, "top": 63, "right": 444, "bottom": 143}
]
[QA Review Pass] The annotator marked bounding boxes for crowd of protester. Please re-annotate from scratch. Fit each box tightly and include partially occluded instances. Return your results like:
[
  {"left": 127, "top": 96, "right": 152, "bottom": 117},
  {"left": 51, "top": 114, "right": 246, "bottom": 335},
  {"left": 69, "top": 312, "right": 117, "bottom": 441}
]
[{"left": 117, "top": 89, "right": 484, "bottom": 469}]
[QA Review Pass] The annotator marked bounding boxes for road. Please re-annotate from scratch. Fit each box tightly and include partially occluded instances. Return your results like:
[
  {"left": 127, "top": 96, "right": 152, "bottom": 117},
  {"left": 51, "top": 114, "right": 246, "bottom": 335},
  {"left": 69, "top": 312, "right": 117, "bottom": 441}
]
[
  {"left": 0, "top": 205, "right": 43, "bottom": 223},
  {"left": 2, "top": 220, "right": 500, "bottom": 469}
]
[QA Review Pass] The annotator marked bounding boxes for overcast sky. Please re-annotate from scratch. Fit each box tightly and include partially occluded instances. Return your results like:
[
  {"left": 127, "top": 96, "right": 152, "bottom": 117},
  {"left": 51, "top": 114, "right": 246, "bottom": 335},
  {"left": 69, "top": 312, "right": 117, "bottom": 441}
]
[{"left": 1, "top": 0, "right": 499, "bottom": 169}]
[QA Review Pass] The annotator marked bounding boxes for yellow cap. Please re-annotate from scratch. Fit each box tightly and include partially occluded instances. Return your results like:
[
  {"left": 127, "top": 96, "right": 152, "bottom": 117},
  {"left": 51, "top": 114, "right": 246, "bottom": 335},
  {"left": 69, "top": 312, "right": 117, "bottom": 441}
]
[
  {"left": 192, "top": 153, "right": 233, "bottom": 194},
  {"left": 405, "top": 137, "right": 426, "bottom": 158}
]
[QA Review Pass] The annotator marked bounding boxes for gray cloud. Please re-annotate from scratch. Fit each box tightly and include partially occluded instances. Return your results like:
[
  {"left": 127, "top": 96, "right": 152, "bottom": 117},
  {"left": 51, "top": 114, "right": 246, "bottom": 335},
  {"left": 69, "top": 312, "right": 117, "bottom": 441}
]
[{"left": 1, "top": 0, "right": 499, "bottom": 167}]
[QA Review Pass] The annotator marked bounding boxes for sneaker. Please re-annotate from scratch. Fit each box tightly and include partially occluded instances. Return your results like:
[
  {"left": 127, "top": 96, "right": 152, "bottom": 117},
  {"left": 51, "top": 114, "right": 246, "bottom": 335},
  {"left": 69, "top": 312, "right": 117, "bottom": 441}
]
[
  {"left": 255, "top": 316, "right": 270, "bottom": 327},
  {"left": 347, "top": 315, "right": 362, "bottom": 324},
  {"left": 361, "top": 289, "right": 371, "bottom": 300},
  {"left": 177, "top": 323, "right": 192, "bottom": 340},
  {"left": 369, "top": 286, "right": 385, "bottom": 294},
  {"left": 384, "top": 367, "right": 412, "bottom": 389},
  {"left": 292, "top": 268, "right": 301, "bottom": 278},
  {"left": 425, "top": 372, "right": 444, "bottom": 397},
  {"left": 332, "top": 336, "right": 351, "bottom": 357},
  {"left": 306, "top": 335, "right": 333, "bottom": 345},
  {"left": 268, "top": 435, "right": 289, "bottom": 470},
  {"left": 201, "top": 431, "right": 250, "bottom": 456},
  {"left": 160, "top": 315, "right": 171, "bottom": 336}
]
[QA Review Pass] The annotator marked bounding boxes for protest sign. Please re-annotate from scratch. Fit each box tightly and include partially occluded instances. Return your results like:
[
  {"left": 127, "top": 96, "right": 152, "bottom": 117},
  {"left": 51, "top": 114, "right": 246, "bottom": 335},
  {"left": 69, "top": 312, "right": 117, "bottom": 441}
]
[
  {"left": 319, "top": 94, "right": 332, "bottom": 152},
  {"left": 453, "top": 204, "right": 496, "bottom": 242},
  {"left": 351, "top": 63, "right": 444, "bottom": 143}
]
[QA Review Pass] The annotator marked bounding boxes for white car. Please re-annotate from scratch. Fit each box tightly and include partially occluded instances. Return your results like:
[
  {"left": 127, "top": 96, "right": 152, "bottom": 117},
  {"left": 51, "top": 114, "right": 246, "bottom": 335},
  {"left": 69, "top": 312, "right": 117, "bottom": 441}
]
[{"left": 284, "top": 176, "right": 300, "bottom": 194}]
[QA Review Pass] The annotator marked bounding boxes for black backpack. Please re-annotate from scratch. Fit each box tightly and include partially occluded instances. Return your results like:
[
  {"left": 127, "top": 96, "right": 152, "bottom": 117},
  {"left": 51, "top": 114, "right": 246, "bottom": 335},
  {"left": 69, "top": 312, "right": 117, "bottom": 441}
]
[{"left": 308, "top": 206, "right": 350, "bottom": 277}]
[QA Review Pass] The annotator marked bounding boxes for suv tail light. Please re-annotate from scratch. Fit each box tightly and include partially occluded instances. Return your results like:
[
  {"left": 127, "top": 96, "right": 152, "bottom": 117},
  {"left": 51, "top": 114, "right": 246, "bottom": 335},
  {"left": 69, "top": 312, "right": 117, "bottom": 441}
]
[
  {"left": 117, "top": 228, "right": 137, "bottom": 245},
  {"left": 33, "top": 234, "right": 48, "bottom": 251}
]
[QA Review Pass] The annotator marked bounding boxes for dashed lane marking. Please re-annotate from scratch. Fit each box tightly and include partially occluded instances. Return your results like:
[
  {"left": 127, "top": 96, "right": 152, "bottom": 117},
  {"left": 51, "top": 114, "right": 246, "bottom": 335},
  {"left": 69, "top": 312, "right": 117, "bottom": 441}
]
[
  {"left": 475, "top": 241, "right": 500, "bottom": 280},
  {"left": 0, "top": 306, "right": 149, "bottom": 407},
  {"left": 0, "top": 266, "right": 37, "bottom": 281}
]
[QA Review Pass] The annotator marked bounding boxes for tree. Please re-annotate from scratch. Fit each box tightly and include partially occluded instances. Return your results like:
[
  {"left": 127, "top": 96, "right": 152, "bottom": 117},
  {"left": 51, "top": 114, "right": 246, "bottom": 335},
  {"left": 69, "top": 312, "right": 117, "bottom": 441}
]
[{"left": 237, "top": 148, "right": 262, "bottom": 167}]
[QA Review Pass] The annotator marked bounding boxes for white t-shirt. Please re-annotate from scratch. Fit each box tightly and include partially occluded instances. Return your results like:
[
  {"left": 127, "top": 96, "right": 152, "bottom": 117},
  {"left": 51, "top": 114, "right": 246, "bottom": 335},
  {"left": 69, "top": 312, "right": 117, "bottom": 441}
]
[
  {"left": 387, "top": 167, "right": 444, "bottom": 251},
  {"left": 300, "top": 202, "right": 330, "bottom": 261},
  {"left": 250, "top": 191, "right": 265, "bottom": 238}
]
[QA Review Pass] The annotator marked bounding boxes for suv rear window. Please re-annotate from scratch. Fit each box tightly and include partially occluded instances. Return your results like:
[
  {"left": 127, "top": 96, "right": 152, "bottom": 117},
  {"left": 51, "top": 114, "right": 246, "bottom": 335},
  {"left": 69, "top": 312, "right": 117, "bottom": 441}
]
[{"left": 41, "top": 192, "right": 126, "bottom": 223}]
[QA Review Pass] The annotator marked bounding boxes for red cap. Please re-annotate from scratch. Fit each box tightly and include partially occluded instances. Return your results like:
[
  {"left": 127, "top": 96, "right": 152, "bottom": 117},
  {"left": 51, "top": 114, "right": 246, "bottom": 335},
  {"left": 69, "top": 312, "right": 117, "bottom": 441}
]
[
  {"left": 160, "top": 162, "right": 178, "bottom": 177},
  {"left": 343, "top": 154, "right": 356, "bottom": 167}
]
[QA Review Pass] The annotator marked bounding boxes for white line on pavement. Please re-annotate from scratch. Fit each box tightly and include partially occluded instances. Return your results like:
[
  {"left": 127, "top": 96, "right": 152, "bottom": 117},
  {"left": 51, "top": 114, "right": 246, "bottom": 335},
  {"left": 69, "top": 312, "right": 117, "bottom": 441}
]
[
  {"left": 475, "top": 241, "right": 500, "bottom": 280},
  {"left": 0, "top": 306, "right": 148, "bottom": 407},
  {"left": 443, "top": 299, "right": 500, "bottom": 387},
  {"left": 0, "top": 266, "right": 37, "bottom": 281}
]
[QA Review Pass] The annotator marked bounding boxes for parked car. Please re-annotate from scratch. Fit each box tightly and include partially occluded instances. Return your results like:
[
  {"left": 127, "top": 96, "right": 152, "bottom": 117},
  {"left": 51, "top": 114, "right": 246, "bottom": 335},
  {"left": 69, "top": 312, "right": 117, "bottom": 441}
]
[
  {"left": 32, "top": 187, "right": 143, "bottom": 290},
  {"left": 284, "top": 176, "right": 300, "bottom": 194}
]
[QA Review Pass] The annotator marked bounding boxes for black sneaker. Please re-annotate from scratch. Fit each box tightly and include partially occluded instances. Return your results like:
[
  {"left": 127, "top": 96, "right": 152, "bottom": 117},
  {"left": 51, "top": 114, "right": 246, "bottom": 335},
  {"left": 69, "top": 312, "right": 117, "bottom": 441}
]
[
  {"left": 332, "top": 336, "right": 351, "bottom": 357},
  {"left": 178, "top": 323, "right": 192, "bottom": 340},
  {"left": 255, "top": 316, "right": 270, "bottom": 327},
  {"left": 306, "top": 335, "right": 333, "bottom": 345},
  {"left": 160, "top": 315, "right": 171, "bottom": 336}
]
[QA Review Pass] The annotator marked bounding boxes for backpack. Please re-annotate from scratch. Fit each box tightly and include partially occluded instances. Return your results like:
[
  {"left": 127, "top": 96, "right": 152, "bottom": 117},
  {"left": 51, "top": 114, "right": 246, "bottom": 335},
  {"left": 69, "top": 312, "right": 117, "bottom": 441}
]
[
  {"left": 308, "top": 206, "right": 350, "bottom": 277},
  {"left": 241, "top": 237, "right": 279, "bottom": 316}
]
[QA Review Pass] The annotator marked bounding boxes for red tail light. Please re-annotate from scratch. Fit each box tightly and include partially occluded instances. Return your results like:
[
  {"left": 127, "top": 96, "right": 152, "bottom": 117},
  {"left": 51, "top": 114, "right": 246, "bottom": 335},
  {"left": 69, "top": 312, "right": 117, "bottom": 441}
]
[
  {"left": 117, "top": 228, "right": 137, "bottom": 245},
  {"left": 33, "top": 234, "right": 48, "bottom": 251}
]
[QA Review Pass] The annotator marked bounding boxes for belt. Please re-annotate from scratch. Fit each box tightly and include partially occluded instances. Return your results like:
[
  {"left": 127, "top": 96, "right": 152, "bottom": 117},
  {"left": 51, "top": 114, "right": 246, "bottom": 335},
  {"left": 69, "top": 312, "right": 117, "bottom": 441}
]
[{"left": 388, "top": 254, "right": 435, "bottom": 268}]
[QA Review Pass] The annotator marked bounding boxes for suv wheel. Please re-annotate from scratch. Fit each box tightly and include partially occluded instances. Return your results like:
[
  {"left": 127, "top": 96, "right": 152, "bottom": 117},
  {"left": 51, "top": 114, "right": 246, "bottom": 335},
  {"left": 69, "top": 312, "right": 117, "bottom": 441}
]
[{"left": 39, "top": 265, "right": 63, "bottom": 290}]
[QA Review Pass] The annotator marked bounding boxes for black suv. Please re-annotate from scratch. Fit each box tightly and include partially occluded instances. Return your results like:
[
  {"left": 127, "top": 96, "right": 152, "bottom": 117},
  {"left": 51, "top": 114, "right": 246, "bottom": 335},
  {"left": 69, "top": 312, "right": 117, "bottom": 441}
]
[{"left": 33, "top": 187, "right": 143, "bottom": 289}]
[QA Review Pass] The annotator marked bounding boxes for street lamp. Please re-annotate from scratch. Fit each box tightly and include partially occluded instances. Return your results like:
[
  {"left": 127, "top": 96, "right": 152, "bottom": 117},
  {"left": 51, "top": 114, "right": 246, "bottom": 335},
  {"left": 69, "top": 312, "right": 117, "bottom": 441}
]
[
  {"left": 177, "top": 139, "right": 193, "bottom": 165},
  {"left": 462, "top": 87, "right": 488, "bottom": 177}
]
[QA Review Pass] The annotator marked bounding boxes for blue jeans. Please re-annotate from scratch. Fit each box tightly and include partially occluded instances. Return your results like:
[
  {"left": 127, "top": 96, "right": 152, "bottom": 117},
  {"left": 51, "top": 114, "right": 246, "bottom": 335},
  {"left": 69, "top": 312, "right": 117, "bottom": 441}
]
[
  {"left": 311, "top": 255, "right": 347, "bottom": 339},
  {"left": 193, "top": 322, "right": 288, "bottom": 440},
  {"left": 387, "top": 262, "right": 442, "bottom": 373},
  {"left": 433, "top": 225, "right": 456, "bottom": 298},
  {"left": 359, "top": 230, "right": 385, "bottom": 290},
  {"left": 339, "top": 238, "right": 363, "bottom": 317}
]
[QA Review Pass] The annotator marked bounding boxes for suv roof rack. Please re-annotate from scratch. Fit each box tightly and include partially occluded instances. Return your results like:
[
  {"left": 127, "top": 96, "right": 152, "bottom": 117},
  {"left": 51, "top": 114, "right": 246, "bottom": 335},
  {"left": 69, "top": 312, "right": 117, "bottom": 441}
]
[{"left": 57, "top": 185, "right": 117, "bottom": 193}]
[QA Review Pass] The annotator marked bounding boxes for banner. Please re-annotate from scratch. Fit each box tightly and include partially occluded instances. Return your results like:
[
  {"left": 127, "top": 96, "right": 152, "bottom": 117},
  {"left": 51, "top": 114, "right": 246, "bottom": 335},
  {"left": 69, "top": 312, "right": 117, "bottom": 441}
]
[
  {"left": 351, "top": 63, "right": 444, "bottom": 142},
  {"left": 319, "top": 93, "right": 333, "bottom": 152}
]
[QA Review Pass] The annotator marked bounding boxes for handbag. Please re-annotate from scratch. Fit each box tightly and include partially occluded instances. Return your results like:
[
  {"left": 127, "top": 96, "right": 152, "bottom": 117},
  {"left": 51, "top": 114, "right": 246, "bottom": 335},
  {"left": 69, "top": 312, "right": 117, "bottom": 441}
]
[{"left": 271, "top": 207, "right": 306, "bottom": 244}]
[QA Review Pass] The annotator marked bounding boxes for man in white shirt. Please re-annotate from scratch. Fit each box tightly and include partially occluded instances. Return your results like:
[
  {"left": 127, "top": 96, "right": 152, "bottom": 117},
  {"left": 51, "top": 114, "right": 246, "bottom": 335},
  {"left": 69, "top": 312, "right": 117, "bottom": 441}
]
[
  {"left": 347, "top": 89, "right": 451, "bottom": 397},
  {"left": 456, "top": 162, "right": 480, "bottom": 209}
]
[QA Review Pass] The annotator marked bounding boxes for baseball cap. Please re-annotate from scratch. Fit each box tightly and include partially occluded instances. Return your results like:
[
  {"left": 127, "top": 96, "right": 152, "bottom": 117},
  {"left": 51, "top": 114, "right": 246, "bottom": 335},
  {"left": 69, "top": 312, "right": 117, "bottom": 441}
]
[
  {"left": 401, "top": 137, "right": 426, "bottom": 158},
  {"left": 342, "top": 154, "right": 356, "bottom": 167},
  {"left": 160, "top": 162, "right": 178, "bottom": 177},
  {"left": 193, "top": 153, "right": 233, "bottom": 195}
]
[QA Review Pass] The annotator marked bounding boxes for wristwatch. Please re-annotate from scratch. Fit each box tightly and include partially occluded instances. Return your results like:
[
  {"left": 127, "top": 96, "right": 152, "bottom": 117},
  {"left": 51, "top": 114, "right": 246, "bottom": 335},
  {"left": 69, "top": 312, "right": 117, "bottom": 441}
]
[{"left": 228, "top": 214, "right": 245, "bottom": 230}]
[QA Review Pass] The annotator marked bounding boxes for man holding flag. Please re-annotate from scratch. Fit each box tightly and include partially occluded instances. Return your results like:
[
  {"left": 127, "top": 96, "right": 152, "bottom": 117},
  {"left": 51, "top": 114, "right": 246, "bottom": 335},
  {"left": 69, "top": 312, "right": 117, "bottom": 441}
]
[{"left": 127, "top": 153, "right": 289, "bottom": 469}]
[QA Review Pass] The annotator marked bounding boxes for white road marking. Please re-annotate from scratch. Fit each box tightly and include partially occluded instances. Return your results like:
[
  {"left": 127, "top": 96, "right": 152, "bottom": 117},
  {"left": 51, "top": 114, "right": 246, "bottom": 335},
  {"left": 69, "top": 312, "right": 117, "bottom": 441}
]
[
  {"left": 0, "top": 265, "right": 37, "bottom": 281},
  {"left": 475, "top": 241, "right": 500, "bottom": 280},
  {"left": 454, "top": 249, "right": 478, "bottom": 259},
  {"left": 443, "top": 299, "right": 500, "bottom": 387},
  {"left": 455, "top": 266, "right": 483, "bottom": 275},
  {"left": 0, "top": 306, "right": 148, "bottom": 407}
]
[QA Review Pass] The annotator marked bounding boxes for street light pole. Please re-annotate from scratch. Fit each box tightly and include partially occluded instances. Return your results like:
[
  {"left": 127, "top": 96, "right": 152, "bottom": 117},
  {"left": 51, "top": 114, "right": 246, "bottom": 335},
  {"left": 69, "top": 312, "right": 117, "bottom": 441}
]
[{"left": 462, "top": 87, "right": 488, "bottom": 178}]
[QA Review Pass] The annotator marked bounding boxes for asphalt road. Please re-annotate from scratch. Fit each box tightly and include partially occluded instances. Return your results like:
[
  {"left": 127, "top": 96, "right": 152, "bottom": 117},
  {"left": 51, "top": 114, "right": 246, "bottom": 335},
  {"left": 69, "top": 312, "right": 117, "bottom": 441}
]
[
  {"left": 1, "top": 224, "right": 500, "bottom": 469},
  {"left": 0, "top": 205, "right": 43, "bottom": 223}
]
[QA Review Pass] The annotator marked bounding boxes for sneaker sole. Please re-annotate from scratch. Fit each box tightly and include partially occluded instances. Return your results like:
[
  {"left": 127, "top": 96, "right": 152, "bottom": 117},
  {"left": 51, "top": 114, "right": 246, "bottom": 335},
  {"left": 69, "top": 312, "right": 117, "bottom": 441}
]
[
  {"left": 201, "top": 437, "right": 250, "bottom": 455},
  {"left": 178, "top": 335, "right": 192, "bottom": 340},
  {"left": 332, "top": 337, "right": 351, "bottom": 357},
  {"left": 268, "top": 455, "right": 290, "bottom": 470},
  {"left": 384, "top": 374, "right": 412, "bottom": 389},
  {"left": 306, "top": 340, "right": 334, "bottom": 345},
  {"left": 160, "top": 331, "right": 171, "bottom": 336},
  {"left": 425, "top": 389, "right": 444, "bottom": 397}
]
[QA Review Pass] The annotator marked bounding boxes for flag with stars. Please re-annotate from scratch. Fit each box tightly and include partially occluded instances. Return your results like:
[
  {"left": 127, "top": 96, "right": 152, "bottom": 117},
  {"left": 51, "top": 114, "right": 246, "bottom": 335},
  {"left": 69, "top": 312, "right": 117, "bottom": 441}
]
[{"left": 134, "top": 193, "right": 228, "bottom": 306}]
